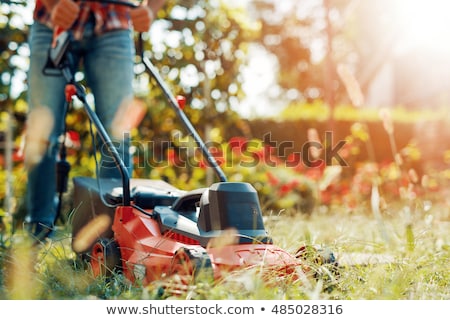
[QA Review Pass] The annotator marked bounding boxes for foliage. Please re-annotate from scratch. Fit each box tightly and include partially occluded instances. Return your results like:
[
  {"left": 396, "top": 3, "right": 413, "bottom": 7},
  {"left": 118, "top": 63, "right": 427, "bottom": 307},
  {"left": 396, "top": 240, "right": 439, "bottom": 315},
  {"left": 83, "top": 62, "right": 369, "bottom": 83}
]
[
  {"left": 139, "top": 0, "right": 260, "bottom": 115},
  {"left": 0, "top": 1, "right": 29, "bottom": 111},
  {"left": 249, "top": 0, "right": 363, "bottom": 105},
  {"left": 0, "top": 0, "right": 263, "bottom": 227},
  {"left": 279, "top": 101, "right": 448, "bottom": 123},
  {"left": 0, "top": 2, "right": 29, "bottom": 228}
]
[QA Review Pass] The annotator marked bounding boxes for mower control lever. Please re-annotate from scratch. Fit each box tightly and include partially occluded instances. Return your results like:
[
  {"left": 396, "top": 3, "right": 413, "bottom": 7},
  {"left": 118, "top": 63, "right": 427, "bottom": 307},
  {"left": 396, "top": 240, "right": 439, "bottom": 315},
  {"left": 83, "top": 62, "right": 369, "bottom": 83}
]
[{"left": 43, "top": 31, "right": 72, "bottom": 76}]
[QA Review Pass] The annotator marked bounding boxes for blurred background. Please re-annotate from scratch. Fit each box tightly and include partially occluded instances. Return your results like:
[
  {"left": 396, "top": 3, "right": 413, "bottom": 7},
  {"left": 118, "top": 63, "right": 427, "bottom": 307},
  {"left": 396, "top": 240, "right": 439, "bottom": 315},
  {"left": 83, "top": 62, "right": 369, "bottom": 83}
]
[{"left": 1, "top": 0, "right": 449, "bottom": 222}]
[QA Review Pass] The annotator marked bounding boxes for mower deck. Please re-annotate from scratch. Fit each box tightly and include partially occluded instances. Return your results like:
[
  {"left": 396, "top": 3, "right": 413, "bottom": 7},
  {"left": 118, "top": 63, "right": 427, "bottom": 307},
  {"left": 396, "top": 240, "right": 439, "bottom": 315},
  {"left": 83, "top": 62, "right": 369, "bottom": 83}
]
[{"left": 71, "top": 177, "right": 305, "bottom": 285}]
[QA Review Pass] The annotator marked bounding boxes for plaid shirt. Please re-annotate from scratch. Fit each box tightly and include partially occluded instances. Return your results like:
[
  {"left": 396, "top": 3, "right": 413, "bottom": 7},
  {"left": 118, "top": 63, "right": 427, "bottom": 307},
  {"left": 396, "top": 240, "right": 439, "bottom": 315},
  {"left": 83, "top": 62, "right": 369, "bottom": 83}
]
[{"left": 34, "top": 0, "right": 132, "bottom": 39}]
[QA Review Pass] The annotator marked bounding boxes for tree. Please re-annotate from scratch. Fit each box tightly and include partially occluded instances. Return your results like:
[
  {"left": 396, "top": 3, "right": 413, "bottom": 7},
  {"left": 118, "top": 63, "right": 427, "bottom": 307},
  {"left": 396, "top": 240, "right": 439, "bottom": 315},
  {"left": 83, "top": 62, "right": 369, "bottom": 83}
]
[
  {"left": 141, "top": 0, "right": 260, "bottom": 123},
  {"left": 249, "top": 0, "right": 341, "bottom": 104},
  {"left": 0, "top": 1, "right": 29, "bottom": 113},
  {"left": 0, "top": 0, "right": 264, "bottom": 195},
  {"left": 1, "top": 1, "right": 30, "bottom": 221}
]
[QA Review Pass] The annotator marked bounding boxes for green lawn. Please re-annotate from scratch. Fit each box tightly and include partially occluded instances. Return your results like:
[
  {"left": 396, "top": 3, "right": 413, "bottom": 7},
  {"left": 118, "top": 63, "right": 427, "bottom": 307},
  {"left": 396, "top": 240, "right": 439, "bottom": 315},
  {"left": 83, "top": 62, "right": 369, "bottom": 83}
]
[{"left": 0, "top": 202, "right": 449, "bottom": 300}]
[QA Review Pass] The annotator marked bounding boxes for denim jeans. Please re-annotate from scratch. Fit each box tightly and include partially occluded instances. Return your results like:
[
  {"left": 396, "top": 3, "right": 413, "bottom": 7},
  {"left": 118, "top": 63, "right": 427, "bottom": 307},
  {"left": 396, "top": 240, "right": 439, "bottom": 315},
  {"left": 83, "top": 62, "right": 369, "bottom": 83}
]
[{"left": 26, "top": 21, "right": 135, "bottom": 231}]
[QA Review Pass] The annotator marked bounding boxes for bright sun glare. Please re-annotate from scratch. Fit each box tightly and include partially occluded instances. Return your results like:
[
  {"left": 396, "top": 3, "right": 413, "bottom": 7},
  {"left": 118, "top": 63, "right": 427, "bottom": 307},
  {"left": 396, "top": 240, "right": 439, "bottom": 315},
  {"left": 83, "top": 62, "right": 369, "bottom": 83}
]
[{"left": 394, "top": 0, "right": 450, "bottom": 52}]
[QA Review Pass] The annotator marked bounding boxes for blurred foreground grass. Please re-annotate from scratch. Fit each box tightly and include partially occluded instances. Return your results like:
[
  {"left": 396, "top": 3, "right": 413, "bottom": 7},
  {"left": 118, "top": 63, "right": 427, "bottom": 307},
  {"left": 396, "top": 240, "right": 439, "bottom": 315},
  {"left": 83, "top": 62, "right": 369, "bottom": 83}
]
[{"left": 0, "top": 202, "right": 449, "bottom": 300}]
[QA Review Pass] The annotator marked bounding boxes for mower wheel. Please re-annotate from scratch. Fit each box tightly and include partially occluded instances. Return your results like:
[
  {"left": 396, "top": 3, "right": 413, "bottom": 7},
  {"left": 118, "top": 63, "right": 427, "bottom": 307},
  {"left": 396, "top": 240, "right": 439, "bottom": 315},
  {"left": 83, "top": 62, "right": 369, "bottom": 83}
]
[
  {"left": 169, "top": 247, "right": 214, "bottom": 283},
  {"left": 296, "top": 245, "right": 340, "bottom": 279},
  {"left": 89, "top": 238, "right": 122, "bottom": 278}
]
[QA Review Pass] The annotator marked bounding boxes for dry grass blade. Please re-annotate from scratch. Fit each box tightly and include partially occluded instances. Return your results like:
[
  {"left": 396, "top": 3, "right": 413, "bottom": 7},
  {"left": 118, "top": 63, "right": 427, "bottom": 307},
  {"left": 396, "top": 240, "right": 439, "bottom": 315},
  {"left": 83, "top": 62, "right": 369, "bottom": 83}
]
[
  {"left": 23, "top": 106, "right": 54, "bottom": 169},
  {"left": 72, "top": 214, "right": 112, "bottom": 253}
]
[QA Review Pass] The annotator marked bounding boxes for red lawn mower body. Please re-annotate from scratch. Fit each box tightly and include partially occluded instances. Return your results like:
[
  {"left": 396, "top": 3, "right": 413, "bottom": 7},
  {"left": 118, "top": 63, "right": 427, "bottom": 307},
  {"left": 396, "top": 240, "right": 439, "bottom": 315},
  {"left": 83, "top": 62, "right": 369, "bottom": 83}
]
[
  {"left": 71, "top": 177, "right": 303, "bottom": 285},
  {"left": 45, "top": 16, "right": 313, "bottom": 285}
]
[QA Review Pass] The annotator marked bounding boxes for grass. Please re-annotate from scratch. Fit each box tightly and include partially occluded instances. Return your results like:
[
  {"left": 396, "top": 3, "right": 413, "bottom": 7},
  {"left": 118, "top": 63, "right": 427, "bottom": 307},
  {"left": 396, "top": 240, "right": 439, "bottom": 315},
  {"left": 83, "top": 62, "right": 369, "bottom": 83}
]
[{"left": 0, "top": 201, "right": 449, "bottom": 300}]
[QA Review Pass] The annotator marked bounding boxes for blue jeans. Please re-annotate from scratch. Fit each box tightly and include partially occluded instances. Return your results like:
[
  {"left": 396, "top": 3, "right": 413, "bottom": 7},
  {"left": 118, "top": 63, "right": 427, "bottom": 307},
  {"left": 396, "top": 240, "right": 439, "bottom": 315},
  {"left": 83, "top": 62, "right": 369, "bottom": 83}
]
[{"left": 26, "top": 21, "right": 134, "bottom": 231}]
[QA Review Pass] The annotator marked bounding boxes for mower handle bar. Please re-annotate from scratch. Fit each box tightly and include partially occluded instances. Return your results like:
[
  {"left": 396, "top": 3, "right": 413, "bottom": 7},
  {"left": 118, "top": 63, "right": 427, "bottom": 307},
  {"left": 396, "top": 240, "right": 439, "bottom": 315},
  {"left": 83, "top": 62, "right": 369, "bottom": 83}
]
[
  {"left": 50, "top": 0, "right": 226, "bottom": 208},
  {"left": 48, "top": 1, "right": 143, "bottom": 207},
  {"left": 142, "top": 57, "right": 228, "bottom": 182},
  {"left": 82, "top": 0, "right": 227, "bottom": 182}
]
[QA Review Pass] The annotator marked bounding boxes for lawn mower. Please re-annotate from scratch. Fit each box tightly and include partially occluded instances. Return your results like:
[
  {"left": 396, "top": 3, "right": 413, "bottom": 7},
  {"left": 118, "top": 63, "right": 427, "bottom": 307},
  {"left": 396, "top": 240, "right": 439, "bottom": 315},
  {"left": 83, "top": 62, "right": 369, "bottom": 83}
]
[{"left": 46, "top": 0, "right": 337, "bottom": 286}]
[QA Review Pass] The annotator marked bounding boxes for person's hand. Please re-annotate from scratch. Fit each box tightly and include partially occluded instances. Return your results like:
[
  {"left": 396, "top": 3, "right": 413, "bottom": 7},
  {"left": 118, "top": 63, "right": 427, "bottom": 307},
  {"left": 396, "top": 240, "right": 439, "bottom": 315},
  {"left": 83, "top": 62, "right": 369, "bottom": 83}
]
[
  {"left": 130, "top": 6, "right": 154, "bottom": 32},
  {"left": 50, "top": 0, "right": 80, "bottom": 29}
]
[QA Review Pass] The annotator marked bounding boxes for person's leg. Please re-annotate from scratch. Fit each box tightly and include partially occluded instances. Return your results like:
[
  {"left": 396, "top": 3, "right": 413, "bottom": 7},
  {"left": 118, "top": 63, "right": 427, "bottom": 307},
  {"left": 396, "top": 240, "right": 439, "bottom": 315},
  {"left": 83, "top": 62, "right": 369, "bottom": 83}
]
[
  {"left": 25, "top": 22, "right": 68, "bottom": 238},
  {"left": 84, "top": 29, "right": 135, "bottom": 179}
]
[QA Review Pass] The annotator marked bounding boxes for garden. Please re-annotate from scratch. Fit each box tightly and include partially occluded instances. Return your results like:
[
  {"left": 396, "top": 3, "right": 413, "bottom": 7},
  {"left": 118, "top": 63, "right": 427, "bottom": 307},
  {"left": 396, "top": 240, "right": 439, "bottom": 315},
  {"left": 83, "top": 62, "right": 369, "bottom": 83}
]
[{"left": 1, "top": 0, "right": 449, "bottom": 300}]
